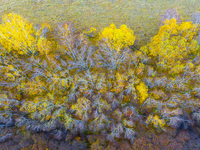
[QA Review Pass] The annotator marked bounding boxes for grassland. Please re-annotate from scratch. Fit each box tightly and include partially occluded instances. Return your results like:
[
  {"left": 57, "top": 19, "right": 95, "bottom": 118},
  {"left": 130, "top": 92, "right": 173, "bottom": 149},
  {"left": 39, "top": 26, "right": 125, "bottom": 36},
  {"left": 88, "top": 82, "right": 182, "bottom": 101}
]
[{"left": 0, "top": 0, "right": 200, "bottom": 45}]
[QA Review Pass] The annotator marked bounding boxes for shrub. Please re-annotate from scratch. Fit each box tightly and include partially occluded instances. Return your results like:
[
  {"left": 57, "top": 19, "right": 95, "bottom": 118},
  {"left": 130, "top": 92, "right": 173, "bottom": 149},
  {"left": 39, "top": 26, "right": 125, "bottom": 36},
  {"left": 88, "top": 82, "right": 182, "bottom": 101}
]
[{"left": 146, "top": 114, "right": 166, "bottom": 132}]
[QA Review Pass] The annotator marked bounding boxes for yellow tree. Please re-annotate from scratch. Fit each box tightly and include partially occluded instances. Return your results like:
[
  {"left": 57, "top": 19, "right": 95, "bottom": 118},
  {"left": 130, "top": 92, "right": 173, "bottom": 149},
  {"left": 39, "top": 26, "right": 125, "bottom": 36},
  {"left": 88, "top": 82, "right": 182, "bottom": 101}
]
[
  {"left": 0, "top": 13, "right": 51, "bottom": 56},
  {"left": 143, "top": 18, "right": 200, "bottom": 75}
]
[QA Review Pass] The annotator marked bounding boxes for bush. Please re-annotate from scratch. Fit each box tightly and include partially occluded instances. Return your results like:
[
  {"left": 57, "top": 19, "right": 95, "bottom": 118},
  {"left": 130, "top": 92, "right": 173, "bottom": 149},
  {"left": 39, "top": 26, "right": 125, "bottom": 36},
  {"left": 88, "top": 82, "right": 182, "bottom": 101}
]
[{"left": 146, "top": 114, "right": 166, "bottom": 132}]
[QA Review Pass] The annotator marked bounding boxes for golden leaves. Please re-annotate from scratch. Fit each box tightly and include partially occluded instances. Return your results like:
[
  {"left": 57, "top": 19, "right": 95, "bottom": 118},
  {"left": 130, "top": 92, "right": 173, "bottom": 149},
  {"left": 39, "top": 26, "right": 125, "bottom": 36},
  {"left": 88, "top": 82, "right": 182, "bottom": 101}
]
[
  {"left": 0, "top": 13, "right": 36, "bottom": 55},
  {"left": 146, "top": 115, "right": 166, "bottom": 131},
  {"left": 0, "top": 13, "right": 52, "bottom": 56},
  {"left": 136, "top": 82, "right": 148, "bottom": 105},
  {"left": 71, "top": 97, "right": 91, "bottom": 121},
  {"left": 147, "top": 18, "right": 200, "bottom": 75},
  {"left": 99, "top": 23, "right": 135, "bottom": 52}
]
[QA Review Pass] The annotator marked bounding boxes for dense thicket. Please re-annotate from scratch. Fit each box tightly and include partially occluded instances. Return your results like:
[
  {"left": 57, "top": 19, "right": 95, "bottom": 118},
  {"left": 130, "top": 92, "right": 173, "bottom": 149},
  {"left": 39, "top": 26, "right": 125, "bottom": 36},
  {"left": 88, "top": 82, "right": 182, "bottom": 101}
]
[{"left": 0, "top": 10, "right": 200, "bottom": 148}]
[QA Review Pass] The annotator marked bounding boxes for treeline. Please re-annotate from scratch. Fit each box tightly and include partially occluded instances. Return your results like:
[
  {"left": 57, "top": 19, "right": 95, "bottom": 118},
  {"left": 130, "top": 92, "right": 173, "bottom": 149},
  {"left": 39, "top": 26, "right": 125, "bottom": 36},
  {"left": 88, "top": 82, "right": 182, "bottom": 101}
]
[{"left": 0, "top": 8, "right": 200, "bottom": 148}]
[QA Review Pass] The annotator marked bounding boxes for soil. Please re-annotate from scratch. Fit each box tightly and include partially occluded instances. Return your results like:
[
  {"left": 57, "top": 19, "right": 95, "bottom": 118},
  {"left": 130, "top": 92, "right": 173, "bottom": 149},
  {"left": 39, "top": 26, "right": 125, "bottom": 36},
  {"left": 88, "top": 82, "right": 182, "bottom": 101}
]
[{"left": 0, "top": 125, "right": 200, "bottom": 150}]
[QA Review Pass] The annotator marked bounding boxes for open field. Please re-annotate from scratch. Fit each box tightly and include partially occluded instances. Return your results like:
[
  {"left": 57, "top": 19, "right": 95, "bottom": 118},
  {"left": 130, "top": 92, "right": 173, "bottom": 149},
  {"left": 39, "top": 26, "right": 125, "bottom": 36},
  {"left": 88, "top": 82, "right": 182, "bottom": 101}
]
[{"left": 1, "top": 0, "right": 200, "bottom": 45}]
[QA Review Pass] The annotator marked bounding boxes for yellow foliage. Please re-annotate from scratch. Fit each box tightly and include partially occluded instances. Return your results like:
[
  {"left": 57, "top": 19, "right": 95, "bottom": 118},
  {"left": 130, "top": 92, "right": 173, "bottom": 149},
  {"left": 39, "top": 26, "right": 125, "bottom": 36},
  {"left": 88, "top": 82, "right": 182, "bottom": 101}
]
[
  {"left": 37, "top": 36, "right": 51, "bottom": 55},
  {"left": 0, "top": 94, "right": 20, "bottom": 110},
  {"left": 20, "top": 97, "right": 54, "bottom": 121},
  {"left": 136, "top": 82, "right": 148, "bottom": 105},
  {"left": 71, "top": 97, "right": 91, "bottom": 121},
  {"left": 83, "top": 27, "right": 99, "bottom": 45},
  {"left": 0, "top": 13, "right": 51, "bottom": 56},
  {"left": 111, "top": 72, "right": 128, "bottom": 93},
  {"left": 146, "top": 115, "right": 166, "bottom": 131},
  {"left": 63, "top": 113, "right": 74, "bottom": 129},
  {"left": 0, "top": 13, "right": 35, "bottom": 55},
  {"left": 99, "top": 23, "right": 136, "bottom": 52},
  {"left": 147, "top": 18, "right": 200, "bottom": 74}
]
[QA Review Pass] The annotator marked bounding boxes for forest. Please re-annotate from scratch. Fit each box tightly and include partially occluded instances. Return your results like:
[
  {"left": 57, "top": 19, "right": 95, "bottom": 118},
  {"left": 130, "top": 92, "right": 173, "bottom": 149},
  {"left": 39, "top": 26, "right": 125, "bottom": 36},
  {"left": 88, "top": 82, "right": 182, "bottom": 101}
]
[{"left": 0, "top": 2, "right": 200, "bottom": 149}]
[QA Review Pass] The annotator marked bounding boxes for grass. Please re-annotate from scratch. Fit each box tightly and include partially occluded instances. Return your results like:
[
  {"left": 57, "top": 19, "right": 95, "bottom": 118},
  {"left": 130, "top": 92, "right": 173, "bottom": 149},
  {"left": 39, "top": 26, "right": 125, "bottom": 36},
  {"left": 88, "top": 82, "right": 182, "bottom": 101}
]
[{"left": 0, "top": 0, "right": 200, "bottom": 45}]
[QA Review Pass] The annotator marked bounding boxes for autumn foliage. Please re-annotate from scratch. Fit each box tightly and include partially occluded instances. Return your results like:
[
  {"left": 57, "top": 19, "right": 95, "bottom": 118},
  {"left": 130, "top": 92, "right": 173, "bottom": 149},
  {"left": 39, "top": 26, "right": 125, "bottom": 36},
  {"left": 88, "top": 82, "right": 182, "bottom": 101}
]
[
  {"left": 0, "top": 13, "right": 51, "bottom": 56},
  {"left": 0, "top": 10, "right": 200, "bottom": 148}
]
